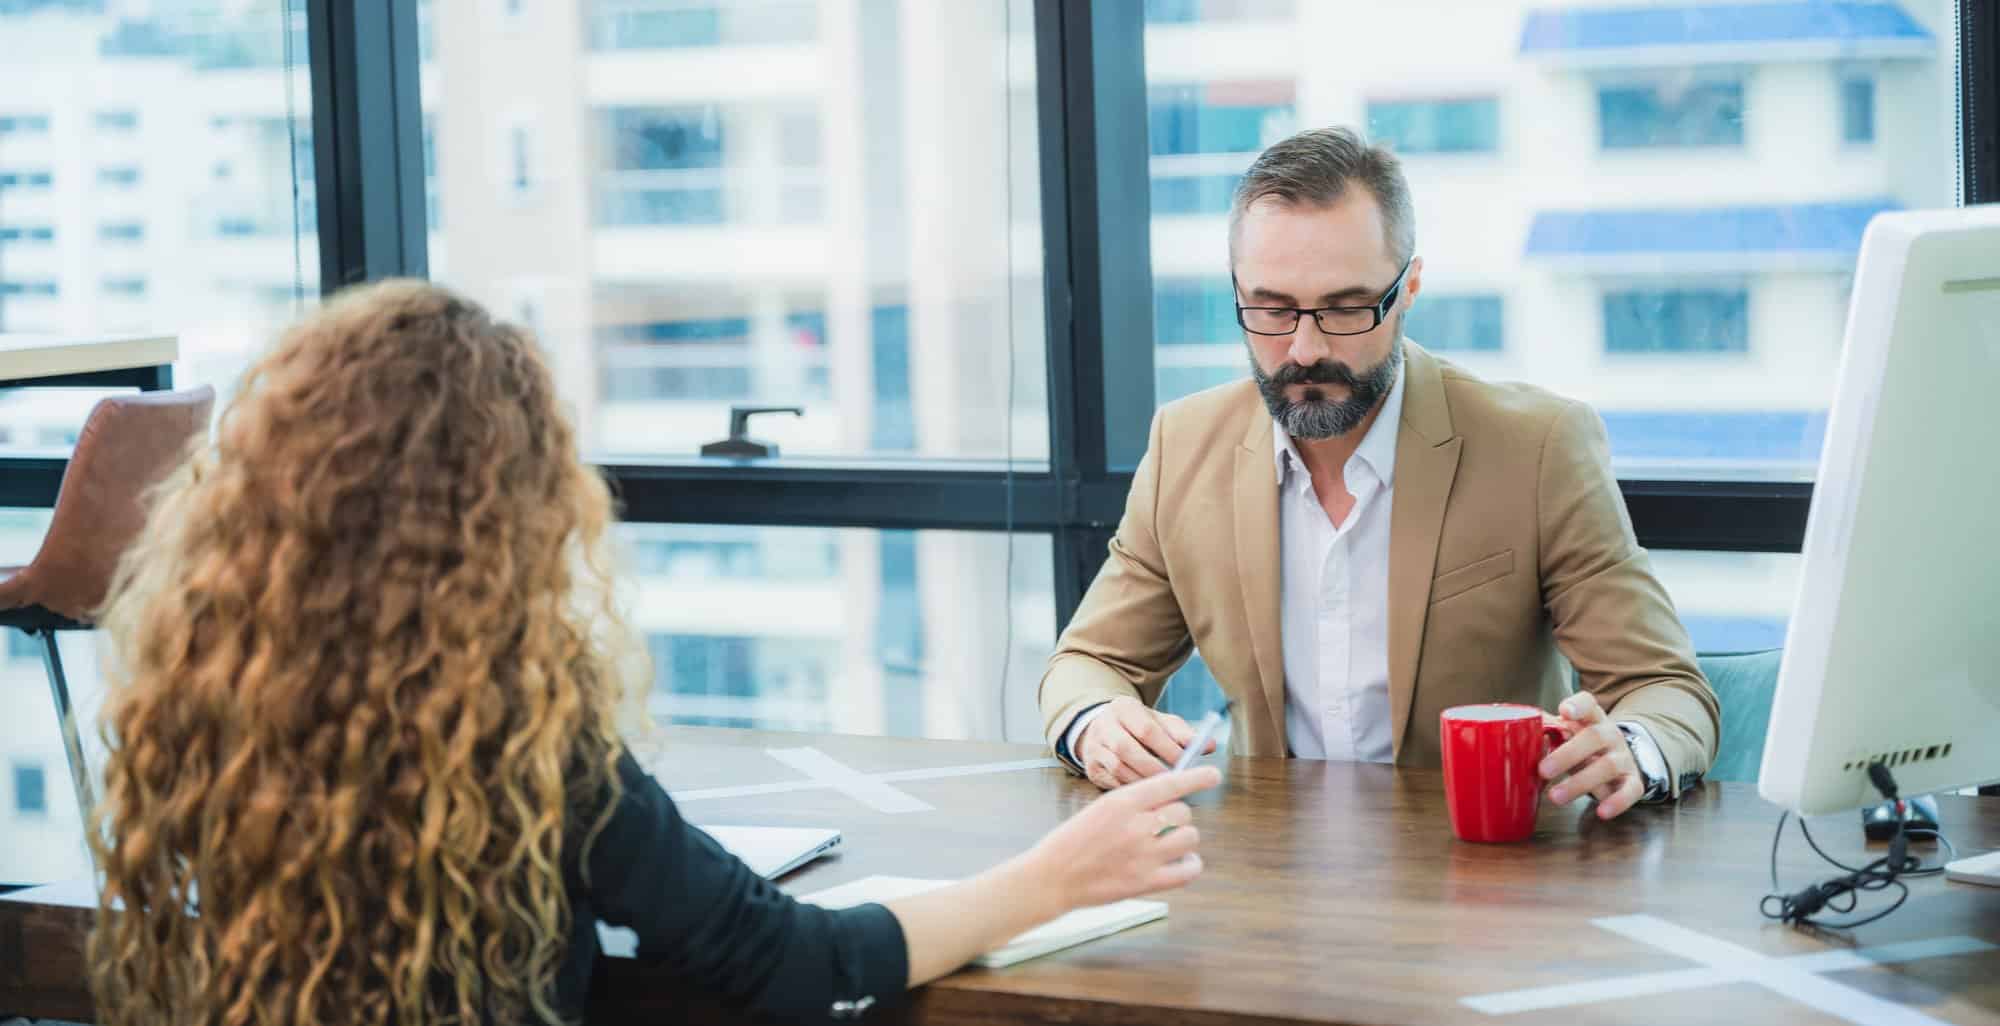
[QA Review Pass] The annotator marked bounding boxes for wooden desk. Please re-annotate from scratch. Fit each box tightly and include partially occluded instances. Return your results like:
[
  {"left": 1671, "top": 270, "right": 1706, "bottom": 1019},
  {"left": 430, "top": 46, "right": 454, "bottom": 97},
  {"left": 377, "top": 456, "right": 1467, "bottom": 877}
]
[
  {"left": 5, "top": 727, "right": 1999, "bottom": 1025},
  {"left": 0, "top": 333, "right": 177, "bottom": 390}
]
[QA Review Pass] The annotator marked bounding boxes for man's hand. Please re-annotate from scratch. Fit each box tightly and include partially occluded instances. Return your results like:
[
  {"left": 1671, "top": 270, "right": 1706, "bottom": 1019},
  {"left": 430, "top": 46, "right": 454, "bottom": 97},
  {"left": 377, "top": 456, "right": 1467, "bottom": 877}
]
[
  {"left": 1538, "top": 691, "right": 1644, "bottom": 820},
  {"left": 1077, "top": 697, "right": 1217, "bottom": 791}
]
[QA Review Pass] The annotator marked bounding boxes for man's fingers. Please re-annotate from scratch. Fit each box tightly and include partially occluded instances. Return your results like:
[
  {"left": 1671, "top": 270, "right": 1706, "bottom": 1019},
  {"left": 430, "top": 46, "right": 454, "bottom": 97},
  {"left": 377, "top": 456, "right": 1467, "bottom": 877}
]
[
  {"left": 1549, "top": 752, "right": 1624, "bottom": 805},
  {"left": 1124, "top": 710, "right": 1187, "bottom": 766},
  {"left": 1594, "top": 775, "right": 1645, "bottom": 820},
  {"left": 1540, "top": 727, "right": 1615, "bottom": 781},
  {"left": 1112, "top": 734, "right": 1170, "bottom": 778},
  {"left": 1559, "top": 691, "right": 1607, "bottom": 725},
  {"left": 1159, "top": 713, "right": 1196, "bottom": 745}
]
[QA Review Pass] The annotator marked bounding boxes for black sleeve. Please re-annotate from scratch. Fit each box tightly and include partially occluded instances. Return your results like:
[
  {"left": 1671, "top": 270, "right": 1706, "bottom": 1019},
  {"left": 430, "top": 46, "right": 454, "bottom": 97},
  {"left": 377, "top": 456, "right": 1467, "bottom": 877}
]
[{"left": 583, "top": 750, "right": 909, "bottom": 1025}]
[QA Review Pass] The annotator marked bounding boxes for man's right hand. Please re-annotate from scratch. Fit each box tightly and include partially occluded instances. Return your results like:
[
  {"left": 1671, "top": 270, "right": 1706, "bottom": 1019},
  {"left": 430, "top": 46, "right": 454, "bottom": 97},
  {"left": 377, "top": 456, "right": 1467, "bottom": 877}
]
[{"left": 1077, "top": 697, "right": 1216, "bottom": 790}]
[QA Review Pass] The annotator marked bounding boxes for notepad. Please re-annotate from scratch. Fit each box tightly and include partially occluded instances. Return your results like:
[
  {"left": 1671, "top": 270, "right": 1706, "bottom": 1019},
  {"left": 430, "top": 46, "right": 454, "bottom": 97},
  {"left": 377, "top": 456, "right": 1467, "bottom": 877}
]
[{"left": 801, "top": 875, "right": 1168, "bottom": 968}]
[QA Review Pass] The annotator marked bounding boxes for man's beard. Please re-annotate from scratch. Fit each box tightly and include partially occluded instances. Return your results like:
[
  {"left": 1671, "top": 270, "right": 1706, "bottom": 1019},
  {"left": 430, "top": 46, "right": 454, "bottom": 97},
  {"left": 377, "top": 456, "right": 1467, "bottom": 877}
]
[{"left": 1251, "top": 335, "right": 1404, "bottom": 440}]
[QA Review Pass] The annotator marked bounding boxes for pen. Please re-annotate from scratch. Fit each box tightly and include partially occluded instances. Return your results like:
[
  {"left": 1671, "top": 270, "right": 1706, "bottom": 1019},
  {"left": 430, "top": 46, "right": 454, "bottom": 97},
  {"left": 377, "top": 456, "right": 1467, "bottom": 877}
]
[{"left": 1172, "top": 701, "right": 1233, "bottom": 773}]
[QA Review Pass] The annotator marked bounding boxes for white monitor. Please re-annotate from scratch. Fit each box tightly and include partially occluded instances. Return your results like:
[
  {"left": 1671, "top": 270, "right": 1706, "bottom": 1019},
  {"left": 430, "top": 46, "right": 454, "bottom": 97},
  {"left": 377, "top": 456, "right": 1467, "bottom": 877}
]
[{"left": 1757, "top": 206, "right": 2000, "bottom": 817}]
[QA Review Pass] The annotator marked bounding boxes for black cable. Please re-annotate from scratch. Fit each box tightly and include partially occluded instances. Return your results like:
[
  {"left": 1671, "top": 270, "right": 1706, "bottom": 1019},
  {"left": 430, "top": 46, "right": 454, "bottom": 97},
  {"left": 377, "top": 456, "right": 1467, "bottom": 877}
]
[{"left": 1761, "top": 763, "right": 1955, "bottom": 930}]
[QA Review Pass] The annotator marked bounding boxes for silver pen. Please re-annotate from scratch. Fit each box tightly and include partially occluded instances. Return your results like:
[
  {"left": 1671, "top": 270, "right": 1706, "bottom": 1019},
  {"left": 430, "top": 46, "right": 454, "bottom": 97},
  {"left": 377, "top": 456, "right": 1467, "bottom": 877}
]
[{"left": 1172, "top": 701, "right": 1233, "bottom": 772}]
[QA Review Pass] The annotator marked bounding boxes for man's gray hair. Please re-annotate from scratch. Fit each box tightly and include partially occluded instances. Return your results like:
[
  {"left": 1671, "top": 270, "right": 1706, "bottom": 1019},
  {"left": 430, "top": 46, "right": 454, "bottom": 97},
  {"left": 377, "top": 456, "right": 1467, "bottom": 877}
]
[{"left": 1228, "top": 126, "right": 1416, "bottom": 266}]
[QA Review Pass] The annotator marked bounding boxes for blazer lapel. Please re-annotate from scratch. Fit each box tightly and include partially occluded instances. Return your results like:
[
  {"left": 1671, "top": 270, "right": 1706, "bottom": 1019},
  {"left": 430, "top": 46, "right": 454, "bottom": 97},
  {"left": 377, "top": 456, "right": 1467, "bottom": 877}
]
[
  {"left": 1233, "top": 408, "right": 1286, "bottom": 746},
  {"left": 1387, "top": 344, "right": 1461, "bottom": 758}
]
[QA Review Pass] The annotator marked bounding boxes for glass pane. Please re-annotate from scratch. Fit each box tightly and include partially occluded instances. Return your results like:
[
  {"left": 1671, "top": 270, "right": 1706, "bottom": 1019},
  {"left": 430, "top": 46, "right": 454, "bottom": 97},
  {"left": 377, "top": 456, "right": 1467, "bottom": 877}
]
[
  {"left": 624, "top": 524, "right": 1053, "bottom": 739},
  {"left": 0, "top": 2, "right": 318, "bottom": 454},
  {"left": 1143, "top": 1, "right": 1959, "bottom": 480},
  {"left": 421, "top": 0, "right": 1049, "bottom": 461}
]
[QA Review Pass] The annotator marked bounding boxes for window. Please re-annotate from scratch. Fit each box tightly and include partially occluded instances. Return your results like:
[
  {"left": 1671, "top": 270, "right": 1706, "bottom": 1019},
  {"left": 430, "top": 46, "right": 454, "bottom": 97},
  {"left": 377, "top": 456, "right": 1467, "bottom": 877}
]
[
  {"left": 1149, "top": 81, "right": 1294, "bottom": 215},
  {"left": 596, "top": 105, "right": 726, "bottom": 226},
  {"left": 0, "top": 114, "right": 51, "bottom": 134},
  {"left": 1842, "top": 76, "right": 1875, "bottom": 144},
  {"left": 1604, "top": 288, "right": 1749, "bottom": 355},
  {"left": 1405, "top": 294, "right": 1504, "bottom": 353},
  {"left": 1145, "top": 3, "right": 1953, "bottom": 485},
  {"left": 0, "top": 5, "right": 318, "bottom": 457},
  {"left": 626, "top": 525, "right": 1054, "bottom": 740},
  {"left": 1153, "top": 278, "right": 1236, "bottom": 346},
  {"left": 13, "top": 763, "right": 47, "bottom": 817},
  {"left": 588, "top": 0, "right": 818, "bottom": 51},
  {"left": 0, "top": 169, "right": 53, "bottom": 189},
  {"left": 425, "top": 0, "right": 1047, "bottom": 460},
  {"left": 1599, "top": 81, "right": 1744, "bottom": 149},
  {"left": 95, "top": 109, "right": 140, "bottom": 132},
  {"left": 1367, "top": 97, "right": 1500, "bottom": 155}
]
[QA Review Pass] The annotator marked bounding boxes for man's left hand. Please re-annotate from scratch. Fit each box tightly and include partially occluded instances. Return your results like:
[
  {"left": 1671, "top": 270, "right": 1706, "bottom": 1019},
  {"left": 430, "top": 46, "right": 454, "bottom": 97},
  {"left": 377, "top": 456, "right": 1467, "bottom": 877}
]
[{"left": 1539, "top": 691, "right": 1643, "bottom": 820}]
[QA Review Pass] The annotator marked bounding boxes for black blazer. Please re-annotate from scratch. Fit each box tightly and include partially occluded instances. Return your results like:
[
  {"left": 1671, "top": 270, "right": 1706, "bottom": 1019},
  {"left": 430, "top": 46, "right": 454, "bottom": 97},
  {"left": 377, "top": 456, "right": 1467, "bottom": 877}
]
[{"left": 555, "top": 751, "right": 907, "bottom": 1024}]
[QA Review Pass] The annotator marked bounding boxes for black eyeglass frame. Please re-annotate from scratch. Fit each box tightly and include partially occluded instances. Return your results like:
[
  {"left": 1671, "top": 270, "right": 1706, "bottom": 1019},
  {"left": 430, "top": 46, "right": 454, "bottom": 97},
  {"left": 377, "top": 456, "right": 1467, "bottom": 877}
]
[{"left": 1233, "top": 258, "right": 1414, "bottom": 337}]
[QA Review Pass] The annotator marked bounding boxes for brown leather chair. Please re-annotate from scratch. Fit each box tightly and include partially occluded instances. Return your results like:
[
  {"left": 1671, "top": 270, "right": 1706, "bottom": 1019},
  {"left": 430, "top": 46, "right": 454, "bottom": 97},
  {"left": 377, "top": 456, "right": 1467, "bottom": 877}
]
[{"left": 0, "top": 386, "right": 214, "bottom": 825}]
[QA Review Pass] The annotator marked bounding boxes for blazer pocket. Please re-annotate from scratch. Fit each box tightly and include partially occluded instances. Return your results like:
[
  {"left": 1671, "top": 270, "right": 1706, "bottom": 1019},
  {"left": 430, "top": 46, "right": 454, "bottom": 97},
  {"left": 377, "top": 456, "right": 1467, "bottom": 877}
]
[{"left": 1429, "top": 549, "right": 1516, "bottom": 606}]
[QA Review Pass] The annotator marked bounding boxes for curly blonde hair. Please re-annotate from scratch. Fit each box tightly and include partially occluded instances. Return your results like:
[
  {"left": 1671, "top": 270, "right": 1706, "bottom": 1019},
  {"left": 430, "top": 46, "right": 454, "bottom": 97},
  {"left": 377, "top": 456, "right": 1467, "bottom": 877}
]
[{"left": 89, "top": 280, "right": 639, "bottom": 1026}]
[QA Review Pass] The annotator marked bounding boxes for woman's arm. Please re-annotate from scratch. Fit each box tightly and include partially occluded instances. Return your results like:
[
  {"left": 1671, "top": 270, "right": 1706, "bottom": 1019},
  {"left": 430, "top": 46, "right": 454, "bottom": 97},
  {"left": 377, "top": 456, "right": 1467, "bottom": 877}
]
[
  {"left": 587, "top": 751, "right": 1219, "bottom": 1022},
  {"left": 885, "top": 767, "right": 1219, "bottom": 987}
]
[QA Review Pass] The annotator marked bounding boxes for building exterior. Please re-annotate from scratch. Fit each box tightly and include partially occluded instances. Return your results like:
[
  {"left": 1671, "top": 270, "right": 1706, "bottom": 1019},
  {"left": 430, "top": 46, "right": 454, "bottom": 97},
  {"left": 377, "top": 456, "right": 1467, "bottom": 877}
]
[{"left": 0, "top": 0, "right": 1958, "bottom": 879}]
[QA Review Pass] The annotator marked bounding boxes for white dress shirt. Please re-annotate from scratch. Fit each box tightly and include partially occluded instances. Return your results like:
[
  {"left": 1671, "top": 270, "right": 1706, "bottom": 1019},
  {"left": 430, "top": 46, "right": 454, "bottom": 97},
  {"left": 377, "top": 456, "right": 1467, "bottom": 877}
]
[{"left": 1273, "top": 368, "right": 1405, "bottom": 760}]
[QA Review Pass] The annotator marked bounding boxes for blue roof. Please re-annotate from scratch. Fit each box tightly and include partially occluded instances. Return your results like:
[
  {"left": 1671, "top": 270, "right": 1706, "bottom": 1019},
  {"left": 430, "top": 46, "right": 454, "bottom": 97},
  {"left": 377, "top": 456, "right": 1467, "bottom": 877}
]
[
  {"left": 1521, "top": 2, "right": 1930, "bottom": 55},
  {"left": 1526, "top": 200, "right": 1896, "bottom": 259}
]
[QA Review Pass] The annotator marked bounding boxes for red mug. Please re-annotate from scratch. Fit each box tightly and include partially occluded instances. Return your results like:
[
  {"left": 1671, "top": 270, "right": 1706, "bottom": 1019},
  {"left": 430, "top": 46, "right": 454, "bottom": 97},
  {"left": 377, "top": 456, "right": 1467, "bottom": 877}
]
[{"left": 1440, "top": 703, "right": 1570, "bottom": 843}]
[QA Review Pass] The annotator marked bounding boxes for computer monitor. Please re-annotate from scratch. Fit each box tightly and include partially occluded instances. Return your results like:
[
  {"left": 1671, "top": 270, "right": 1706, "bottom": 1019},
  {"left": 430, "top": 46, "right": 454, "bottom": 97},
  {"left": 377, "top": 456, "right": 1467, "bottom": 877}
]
[{"left": 1757, "top": 205, "right": 2000, "bottom": 817}]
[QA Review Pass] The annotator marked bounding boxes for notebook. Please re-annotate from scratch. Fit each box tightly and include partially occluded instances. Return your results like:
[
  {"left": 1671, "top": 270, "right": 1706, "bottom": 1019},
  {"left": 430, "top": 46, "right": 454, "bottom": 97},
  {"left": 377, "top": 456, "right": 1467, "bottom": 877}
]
[
  {"left": 696, "top": 824, "right": 843, "bottom": 879},
  {"left": 801, "top": 875, "right": 1168, "bottom": 968}
]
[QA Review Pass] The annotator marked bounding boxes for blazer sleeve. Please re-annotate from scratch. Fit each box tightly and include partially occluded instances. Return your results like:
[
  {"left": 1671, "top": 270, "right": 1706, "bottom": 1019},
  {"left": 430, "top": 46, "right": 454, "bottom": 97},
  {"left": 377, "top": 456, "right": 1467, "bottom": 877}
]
[
  {"left": 1536, "top": 400, "right": 1721, "bottom": 796},
  {"left": 583, "top": 751, "right": 908, "bottom": 1024},
  {"left": 1037, "top": 407, "right": 1197, "bottom": 754}
]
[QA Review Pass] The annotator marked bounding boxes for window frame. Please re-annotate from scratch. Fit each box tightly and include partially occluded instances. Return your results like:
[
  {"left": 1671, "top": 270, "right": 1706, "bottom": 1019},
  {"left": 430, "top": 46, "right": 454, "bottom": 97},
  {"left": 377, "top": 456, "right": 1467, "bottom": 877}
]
[{"left": 2, "top": 1, "right": 1996, "bottom": 636}]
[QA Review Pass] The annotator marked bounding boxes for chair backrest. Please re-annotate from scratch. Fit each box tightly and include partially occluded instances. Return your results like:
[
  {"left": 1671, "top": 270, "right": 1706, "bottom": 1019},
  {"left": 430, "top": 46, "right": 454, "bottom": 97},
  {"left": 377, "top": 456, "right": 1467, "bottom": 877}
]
[
  {"left": 8, "top": 386, "right": 215, "bottom": 622},
  {"left": 1698, "top": 649, "right": 1784, "bottom": 783}
]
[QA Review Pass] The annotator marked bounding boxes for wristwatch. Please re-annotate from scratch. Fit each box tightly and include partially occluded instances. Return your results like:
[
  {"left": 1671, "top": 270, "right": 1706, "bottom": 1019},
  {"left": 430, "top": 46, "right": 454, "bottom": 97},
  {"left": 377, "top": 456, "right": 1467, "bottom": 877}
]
[{"left": 1617, "top": 722, "right": 1671, "bottom": 802}]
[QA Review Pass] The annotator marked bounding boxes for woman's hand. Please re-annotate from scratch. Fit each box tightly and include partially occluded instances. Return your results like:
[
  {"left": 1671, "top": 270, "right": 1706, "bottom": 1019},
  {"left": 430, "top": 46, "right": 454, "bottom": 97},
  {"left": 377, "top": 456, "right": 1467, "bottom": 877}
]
[{"left": 1024, "top": 765, "right": 1222, "bottom": 911}]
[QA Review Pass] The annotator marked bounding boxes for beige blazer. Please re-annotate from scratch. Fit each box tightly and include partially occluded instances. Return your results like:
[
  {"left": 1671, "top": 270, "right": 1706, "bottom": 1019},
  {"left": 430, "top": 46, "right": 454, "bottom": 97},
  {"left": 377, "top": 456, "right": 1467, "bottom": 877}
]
[{"left": 1039, "top": 343, "right": 1720, "bottom": 795}]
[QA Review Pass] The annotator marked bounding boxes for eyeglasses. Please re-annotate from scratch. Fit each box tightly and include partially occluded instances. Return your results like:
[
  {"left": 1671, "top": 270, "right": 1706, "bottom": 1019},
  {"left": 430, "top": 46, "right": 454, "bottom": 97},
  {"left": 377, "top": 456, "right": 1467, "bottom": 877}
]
[{"left": 1234, "top": 259, "right": 1413, "bottom": 338}]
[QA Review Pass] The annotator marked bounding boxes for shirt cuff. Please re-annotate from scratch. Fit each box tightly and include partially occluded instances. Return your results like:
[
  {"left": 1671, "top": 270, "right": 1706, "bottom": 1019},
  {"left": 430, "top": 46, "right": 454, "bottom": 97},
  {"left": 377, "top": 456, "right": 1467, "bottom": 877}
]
[
  {"left": 1616, "top": 720, "right": 1673, "bottom": 803},
  {"left": 1055, "top": 702, "right": 1112, "bottom": 773}
]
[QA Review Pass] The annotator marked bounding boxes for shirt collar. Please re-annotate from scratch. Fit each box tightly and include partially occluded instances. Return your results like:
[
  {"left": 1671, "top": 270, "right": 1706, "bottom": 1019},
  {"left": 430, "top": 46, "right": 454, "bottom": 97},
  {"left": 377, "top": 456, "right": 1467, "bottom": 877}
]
[{"left": 1272, "top": 359, "right": 1408, "bottom": 489}]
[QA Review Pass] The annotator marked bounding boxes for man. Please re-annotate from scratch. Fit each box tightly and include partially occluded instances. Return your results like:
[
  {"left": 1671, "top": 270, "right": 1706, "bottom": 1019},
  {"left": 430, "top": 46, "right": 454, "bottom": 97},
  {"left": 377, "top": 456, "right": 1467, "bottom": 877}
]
[{"left": 1039, "top": 127, "right": 1719, "bottom": 820}]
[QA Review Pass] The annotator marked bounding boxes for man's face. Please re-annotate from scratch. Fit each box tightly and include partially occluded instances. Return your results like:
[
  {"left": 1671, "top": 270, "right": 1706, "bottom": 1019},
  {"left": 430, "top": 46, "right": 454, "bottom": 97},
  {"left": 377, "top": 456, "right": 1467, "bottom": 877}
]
[{"left": 1233, "top": 189, "right": 1421, "bottom": 439}]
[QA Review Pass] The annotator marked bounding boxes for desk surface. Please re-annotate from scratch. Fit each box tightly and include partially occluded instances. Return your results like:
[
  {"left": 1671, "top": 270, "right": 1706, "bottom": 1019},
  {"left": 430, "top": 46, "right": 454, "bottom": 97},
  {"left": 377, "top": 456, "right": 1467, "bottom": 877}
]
[
  {"left": 0, "top": 333, "right": 177, "bottom": 384},
  {"left": 6, "top": 727, "right": 1999, "bottom": 1026}
]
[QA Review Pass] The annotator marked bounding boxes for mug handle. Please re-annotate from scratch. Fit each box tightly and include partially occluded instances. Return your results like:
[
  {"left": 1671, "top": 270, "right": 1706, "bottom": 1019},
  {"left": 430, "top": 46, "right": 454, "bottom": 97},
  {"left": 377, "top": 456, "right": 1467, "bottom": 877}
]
[{"left": 1542, "top": 720, "right": 1574, "bottom": 756}]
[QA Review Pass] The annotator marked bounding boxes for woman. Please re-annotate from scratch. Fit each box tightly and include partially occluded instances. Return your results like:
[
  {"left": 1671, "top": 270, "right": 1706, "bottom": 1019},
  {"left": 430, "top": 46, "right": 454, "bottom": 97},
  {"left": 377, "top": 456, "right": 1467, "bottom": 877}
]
[{"left": 88, "top": 280, "right": 1217, "bottom": 1026}]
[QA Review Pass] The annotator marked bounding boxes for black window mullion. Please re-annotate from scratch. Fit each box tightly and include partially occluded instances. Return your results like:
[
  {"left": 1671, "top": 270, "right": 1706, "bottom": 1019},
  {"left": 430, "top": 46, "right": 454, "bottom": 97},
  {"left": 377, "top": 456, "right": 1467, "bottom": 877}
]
[{"left": 307, "top": 0, "right": 428, "bottom": 292}]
